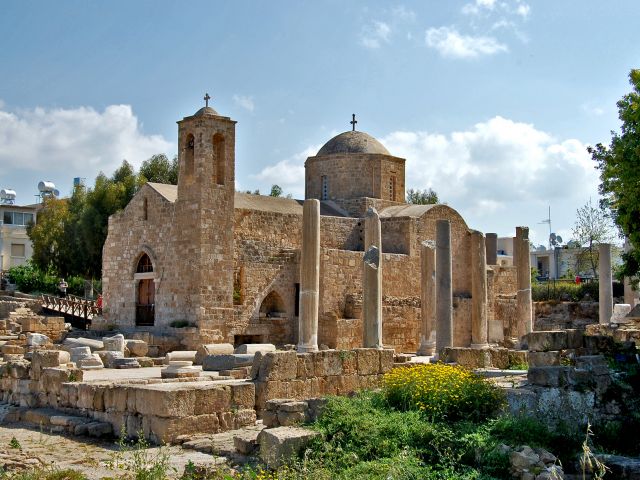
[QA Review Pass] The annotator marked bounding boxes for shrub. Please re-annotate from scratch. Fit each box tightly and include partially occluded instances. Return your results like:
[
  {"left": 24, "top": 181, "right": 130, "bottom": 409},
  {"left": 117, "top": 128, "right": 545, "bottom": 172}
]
[
  {"left": 6, "top": 262, "right": 89, "bottom": 297},
  {"left": 532, "top": 280, "right": 599, "bottom": 302},
  {"left": 383, "top": 363, "right": 506, "bottom": 422}
]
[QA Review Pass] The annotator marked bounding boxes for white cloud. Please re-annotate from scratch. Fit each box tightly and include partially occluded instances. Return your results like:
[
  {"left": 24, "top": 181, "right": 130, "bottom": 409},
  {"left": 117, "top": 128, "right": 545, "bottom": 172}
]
[
  {"left": 233, "top": 94, "right": 255, "bottom": 112},
  {"left": 515, "top": 3, "right": 530, "bottom": 18},
  {"left": 462, "top": 0, "right": 497, "bottom": 15},
  {"left": 360, "top": 21, "right": 391, "bottom": 49},
  {"left": 381, "top": 116, "right": 598, "bottom": 237},
  {"left": 425, "top": 26, "right": 507, "bottom": 58},
  {"left": 251, "top": 117, "right": 598, "bottom": 241},
  {"left": 581, "top": 102, "right": 605, "bottom": 116},
  {"left": 252, "top": 144, "right": 320, "bottom": 198},
  {"left": 392, "top": 6, "right": 416, "bottom": 22},
  {"left": 0, "top": 104, "right": 173, "bottom": 175}
]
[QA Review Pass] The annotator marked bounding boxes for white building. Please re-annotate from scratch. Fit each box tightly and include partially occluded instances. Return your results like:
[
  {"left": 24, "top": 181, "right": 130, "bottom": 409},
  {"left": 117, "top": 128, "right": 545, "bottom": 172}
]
[{"left": 0, "top": 203, "right": 37, "bottom": 271}]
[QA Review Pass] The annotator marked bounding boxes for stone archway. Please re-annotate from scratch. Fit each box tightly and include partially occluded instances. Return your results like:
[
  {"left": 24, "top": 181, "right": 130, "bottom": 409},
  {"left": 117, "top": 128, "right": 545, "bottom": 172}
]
[
  {"left": 135, "top": 253, "right": 155, "bottom": 326},
  {"left": 259, "top": 290, "right": 286, "bottom": 317}
]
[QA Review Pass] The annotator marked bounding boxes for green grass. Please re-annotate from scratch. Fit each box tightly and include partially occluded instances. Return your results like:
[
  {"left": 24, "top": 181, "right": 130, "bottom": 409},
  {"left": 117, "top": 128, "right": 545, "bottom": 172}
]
[{"left": 0, "top": 468, "right": 88, "bottom": 480}]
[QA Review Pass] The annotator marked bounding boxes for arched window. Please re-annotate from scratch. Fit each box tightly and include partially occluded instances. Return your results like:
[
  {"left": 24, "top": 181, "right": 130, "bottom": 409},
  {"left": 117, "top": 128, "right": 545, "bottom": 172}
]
[
  {"left": 142, "top": 197, "right": 148, "bottom": 221},
  {"left": 136, "top": 253, "right": 153, "bottom": 273},
  {"left": 184, "top": 133, "right": 195, "bottom": 177},
  {"left": 213, "top": 133, "right": 225, "bottom": 185},
  {"left": 259, "top": 291, "right": 285, "bottom": 317}
]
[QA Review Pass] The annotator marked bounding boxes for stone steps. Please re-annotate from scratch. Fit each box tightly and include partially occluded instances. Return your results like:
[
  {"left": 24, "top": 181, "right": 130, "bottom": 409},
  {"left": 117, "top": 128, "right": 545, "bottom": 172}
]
[{"left": 0, "top": 404, "right": 113, "bottom": 438}]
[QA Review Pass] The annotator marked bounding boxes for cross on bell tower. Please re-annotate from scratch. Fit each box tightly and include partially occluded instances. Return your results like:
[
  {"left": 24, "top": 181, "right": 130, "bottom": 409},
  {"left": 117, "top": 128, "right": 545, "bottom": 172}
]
[
  {"left": 350, "top": 113, "right": 357, "bottom": 131},
  {"left": 204, "top": 93, "right": 211, "bottom": 107}
]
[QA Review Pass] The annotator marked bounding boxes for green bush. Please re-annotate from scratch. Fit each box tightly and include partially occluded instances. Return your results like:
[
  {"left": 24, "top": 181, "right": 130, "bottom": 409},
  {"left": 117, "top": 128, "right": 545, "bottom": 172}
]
[
  {"left": 532, "top": 281, "right": 599, "bottom": 302},
  {"left": 5, "top": 262, "right": 92, "bottom": 297},
  {"left": 383, "top": 363, "right": 506, "bottom": 422}
]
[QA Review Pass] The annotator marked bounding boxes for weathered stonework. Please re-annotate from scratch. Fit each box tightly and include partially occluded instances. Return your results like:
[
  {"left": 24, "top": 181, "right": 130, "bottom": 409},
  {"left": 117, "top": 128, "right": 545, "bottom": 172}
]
[{"left": 102, "top": 103, "right": 526, "bottom": 353}]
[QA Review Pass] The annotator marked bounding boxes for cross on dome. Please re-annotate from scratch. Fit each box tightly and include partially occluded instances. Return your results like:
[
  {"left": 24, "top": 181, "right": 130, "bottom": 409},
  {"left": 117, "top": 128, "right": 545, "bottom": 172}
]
[
  {"left": 350, "top": 113, "right": 357, "bottom": 131},
  {"left": 204, "top": 93, "right": 211, "bottom": 107}
]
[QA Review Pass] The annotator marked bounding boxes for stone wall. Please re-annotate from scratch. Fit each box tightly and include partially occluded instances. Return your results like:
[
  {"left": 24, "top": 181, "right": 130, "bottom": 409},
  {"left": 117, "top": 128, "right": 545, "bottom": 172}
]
[
  {"left": 102, "top": 184, "right": 178, "bottom": 329},
  {"left": 252, "top": 348, "right": 393, "bottom": 412},
  {"left": 305, "top": 154, "right": 405, "bottom": 204}
]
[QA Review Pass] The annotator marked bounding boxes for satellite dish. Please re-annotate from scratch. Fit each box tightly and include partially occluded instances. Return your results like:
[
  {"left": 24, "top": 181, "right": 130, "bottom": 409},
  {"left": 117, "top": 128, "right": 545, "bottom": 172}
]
[
  {"left": 53, "top": 189, "right": 60, "bottom": 197},
  {"left": 550, "top": 233, "right": 557, "bottom": 242},
  {"left": 556, "top": 235, "right": 563, "bottom": 244}
]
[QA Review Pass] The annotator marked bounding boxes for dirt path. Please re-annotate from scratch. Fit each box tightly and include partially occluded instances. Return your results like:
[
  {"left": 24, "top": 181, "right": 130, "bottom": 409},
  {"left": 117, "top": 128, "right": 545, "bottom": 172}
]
[{"left": 0, "top": 423, "right": 228, "bottom": 479}]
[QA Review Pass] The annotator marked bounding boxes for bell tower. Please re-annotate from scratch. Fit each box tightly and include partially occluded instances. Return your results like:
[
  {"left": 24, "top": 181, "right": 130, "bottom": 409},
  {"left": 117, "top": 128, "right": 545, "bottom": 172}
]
[{"left": 175, "top": 94, "right": 236, "bottom": 343}]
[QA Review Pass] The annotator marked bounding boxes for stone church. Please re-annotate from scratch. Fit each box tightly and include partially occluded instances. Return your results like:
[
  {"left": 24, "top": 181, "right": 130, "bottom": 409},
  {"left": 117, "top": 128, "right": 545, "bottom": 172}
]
[{"left": 102, "top": 100, "right": 522, "bottom": 352}]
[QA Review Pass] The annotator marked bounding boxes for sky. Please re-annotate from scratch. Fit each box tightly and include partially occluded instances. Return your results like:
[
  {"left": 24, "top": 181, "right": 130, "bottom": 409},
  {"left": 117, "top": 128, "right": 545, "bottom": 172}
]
[{"left": 0, "top": 0, "right": 638, "bottom": 246}]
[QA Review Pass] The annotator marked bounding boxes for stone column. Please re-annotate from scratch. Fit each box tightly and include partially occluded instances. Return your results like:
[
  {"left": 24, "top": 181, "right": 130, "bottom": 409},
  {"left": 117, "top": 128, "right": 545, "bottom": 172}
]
[
  {"left": 515, "top": 227, "right": 533, "bottom": 337},
  {"left": 470, "top": 230, "right": 489, "bottom": 348},
  {"left": 364, "top": 207, "right": 382, "bottom": 253},
  {"left": 417, "top": 241, "right": 436, "bottom": 355},
  {"left": 623, "top": 238, "right": 638, "bottom": 307},
  {"left": 363, "top": 246, "right": 382, "bottom": 348},
  {"left": 435, "top": 220, "right": 453, "bottom": 356},
  {"left": 486, "top": 233, "right": 498, "bottom": 265},
  {"left": 599, "top": 242, "right": 613, "bottom": 324},
  {"left": 297, "top": 199, "right": 320, "bottom": 353}
]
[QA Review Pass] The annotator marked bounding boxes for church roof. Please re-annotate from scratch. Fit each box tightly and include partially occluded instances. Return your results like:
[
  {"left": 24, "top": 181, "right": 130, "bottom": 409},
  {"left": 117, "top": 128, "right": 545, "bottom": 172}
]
[
  {"left": 193, "top": 106, "right": 219, "bottom": 117},
  {"left": 317, "top": 131, "right": 390, "bottom": 156},
  {"left": 144, "top": 183, "right": 346, "bottom": 217},
  {"left": 379, "top": 204, "right": 439, "bottom": 218}
]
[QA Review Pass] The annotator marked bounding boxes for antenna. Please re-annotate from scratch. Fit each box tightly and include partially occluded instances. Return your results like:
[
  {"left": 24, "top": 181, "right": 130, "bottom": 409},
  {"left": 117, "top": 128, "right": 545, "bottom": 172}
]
[{"left": 538, "top": 206, "right": 552, "bottom": 249}]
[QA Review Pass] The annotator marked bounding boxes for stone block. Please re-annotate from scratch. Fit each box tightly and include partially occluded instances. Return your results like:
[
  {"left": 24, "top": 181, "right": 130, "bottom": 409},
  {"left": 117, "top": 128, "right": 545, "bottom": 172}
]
[
  {"left": 528, "top": 351, "right": 560, "bottom": 367},
  {"left": 279, "top": 401, "right": 307, "bottom": 412},
  {"left": 234, "top": 435, "right": 257, "bottom": 455},
  {"left": 125, "top": 339, "right": 149, "bottom": 357},
  {"left": 64, "top": 337, "right": 104, "bottom": 351},
  {"left": 565, "top": 329, "right": 584, "bottom": 349},
  {"left": 296, "top": 353, "right": 314, "bottom": 379},
  {"left": 233, "top": 408, "right": 257, "bottom": 429},
  {"left": 258, "top": 426, "right": 321, "bottom": 467},
  {"left": 584, "top": 335, "right": 617, "bottom": 355},
  {"left": 135, "top": 385, "right": 196, "bottom": 417},
  {"left": 144, "top": 414, "right": 220, "bottom": 444},
  {"left": 277, "top": 410, "right": 305, "bottom": 426},
  {"left": 26, "top": 333, "right": 50, "bottom": 347},
  {"left": 194, "top": 343, "right": 233, "bottom": 364},
  {"left": 31, "top": 350, "right": 70, "bottom": 380},
  {"left": 1, "top": 344, "right": 24, "bottom": 355},
  {"left": 193, "top": 385, "right": 231, "bottom": 414},
  {"left": 103, "top": 334, "right": 125, "bottom": 353},
  {"left": 306, "top": 398, "right": 328, "bottom": 422},
  {"left": 114, "top": 358, "right": 141, "bottom": 369},
  {"left": 96, "top": 351, "right": 124, "bottom": 368},
  {"left": 340, "top": 350, "right": 357, "bottom": 374},
  {"left": 77, "top": 354, "right": 104, "bottom": 370},
  {"left": 86, "top": 421, "right": 113, "bottom": 437},
  {"left": 526, "top": 331, "right": 568, "bottom": 352},
  {"left": 102, "top": 386, "right": 129, "bottom": 412},
  {"left": 443, "top": 347, "right": 491, "bottom": 368},
  {"left": 575, "top": 355, "right": 609, "bottom": 375},
  {"left": 611, "top": 304, "right": 633, "bottom": 323},
  {"left": 379, "top": 349, "right": 394, "bottom": 373},
  {"left": 203, "top": 354, "right": 254, "bottom": 371},
  {"left": 263, "top": 408, "right": 280, "bottom": 427},
  {"left": 355, "top": 348, "right": 379, "bottom": 375},
  {"left": 257, "top": 351, "right": 298, "bottom": 381},
  {"left": 319, "top": 350, "right": 342, "bottom": 376},
  {"left": 164, "top": 351, "right": 197, "bottom": 365},
  {"left": 231, "top": 382, "right": 255, "bottom": 409},
  {"left": 527, "top": 366, "right": 573, "bottom": 387},
  {"left": 235, "top": 343, "right": 276, "bottom": 355}
]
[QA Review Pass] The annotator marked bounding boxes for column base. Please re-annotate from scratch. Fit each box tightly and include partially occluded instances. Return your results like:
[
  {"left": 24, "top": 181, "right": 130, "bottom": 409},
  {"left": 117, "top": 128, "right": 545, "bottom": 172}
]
[
  {"left": 297, "top": 344, "right": 318, "bottom": 353},
  {"left": 417, "top": 341, "right": 436, "bottom": 356},
  {"left": 470, "top": 343, "right": 491, "bottom": 350}
]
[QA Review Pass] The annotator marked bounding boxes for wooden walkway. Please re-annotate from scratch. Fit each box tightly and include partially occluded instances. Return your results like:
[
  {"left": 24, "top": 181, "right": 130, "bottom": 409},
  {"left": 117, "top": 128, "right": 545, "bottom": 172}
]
[{"left": 41, "top": 294, "right": 101, "bottom": 329}]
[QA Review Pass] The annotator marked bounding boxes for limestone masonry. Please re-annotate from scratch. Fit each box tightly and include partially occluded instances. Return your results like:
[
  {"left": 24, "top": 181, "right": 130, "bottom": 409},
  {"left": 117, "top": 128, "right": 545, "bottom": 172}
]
[{"left": 102, "top": 102, "right": 527, "bottom": 352}]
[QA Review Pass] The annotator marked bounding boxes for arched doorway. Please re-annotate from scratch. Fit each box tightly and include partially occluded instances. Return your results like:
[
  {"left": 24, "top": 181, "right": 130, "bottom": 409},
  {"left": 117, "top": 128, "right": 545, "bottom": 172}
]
[
  {"left": 259, "top": 291, "right": 285, "bottom": 317},
  {"left": 135, "top": 253, "right": 155, "bottom": 326}
]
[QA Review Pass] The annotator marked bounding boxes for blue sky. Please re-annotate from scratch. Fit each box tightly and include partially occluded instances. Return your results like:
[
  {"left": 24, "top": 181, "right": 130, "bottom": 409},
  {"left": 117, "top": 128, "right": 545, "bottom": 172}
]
[{"left": 1, "top": 0, "right": 638, "bottom": 245}]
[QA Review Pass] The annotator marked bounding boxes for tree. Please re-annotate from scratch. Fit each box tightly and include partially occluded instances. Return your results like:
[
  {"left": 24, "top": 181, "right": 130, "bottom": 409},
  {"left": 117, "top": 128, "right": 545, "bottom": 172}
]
[
  {"left": 269, "top": 185, "right": 283, "bottom": 197},
  {"left": 27, "top": 197, "right": 70, "bottom": 275},
  {"left": 590, "top": 69, "right": 640, "bottom": 281},
  {"left": 139, "top": 154, "right": 178, "bottom": 185},
  {"left": 571, "top": 199, "right": 615, "bottom": 277},
  {"left": 406, "top": 188, "right": 439, "bottom": 205}
]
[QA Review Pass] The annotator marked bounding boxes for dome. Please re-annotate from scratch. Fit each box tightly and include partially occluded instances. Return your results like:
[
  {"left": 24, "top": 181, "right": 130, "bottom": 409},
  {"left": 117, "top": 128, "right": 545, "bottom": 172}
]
[
  {"left": 317, "top": 131, "right": 390, "bottom": 156},
  {"left": 193, "top": 106, "right": 219, "bottom": 117}
]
